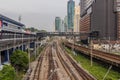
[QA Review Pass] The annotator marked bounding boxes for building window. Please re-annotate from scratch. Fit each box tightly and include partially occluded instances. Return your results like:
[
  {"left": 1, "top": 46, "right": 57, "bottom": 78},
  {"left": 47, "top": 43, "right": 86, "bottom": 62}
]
[{"left": 3, "top": 22, "right": 8, "bottom": 26}]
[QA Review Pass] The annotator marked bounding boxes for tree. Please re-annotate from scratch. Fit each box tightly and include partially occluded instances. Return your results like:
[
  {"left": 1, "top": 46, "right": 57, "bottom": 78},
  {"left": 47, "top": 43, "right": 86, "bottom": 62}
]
[
  {"left": 38, "top": 30, "right": 47, "bottom": 32},
  {"left": 10, "top": 50, "right": 29, "bottom": 71},
  {"left": 25, "top": 27, "right": 47, "bottom": 32},
  {"left": 0, "top": 65, "right": 16, "bottom": 80}
]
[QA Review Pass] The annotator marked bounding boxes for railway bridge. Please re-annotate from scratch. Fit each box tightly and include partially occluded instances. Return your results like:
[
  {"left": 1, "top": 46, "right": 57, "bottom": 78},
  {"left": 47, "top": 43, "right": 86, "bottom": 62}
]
[{"left": 37, "top": 32, "right": 89, "bottom": 37}]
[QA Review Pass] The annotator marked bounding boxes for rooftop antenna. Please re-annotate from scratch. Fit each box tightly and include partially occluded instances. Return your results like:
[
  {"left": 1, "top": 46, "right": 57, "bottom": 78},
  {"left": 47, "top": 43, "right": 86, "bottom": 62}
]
[{"left": 18, "top": 15, "right": 22, "bottom": 22}]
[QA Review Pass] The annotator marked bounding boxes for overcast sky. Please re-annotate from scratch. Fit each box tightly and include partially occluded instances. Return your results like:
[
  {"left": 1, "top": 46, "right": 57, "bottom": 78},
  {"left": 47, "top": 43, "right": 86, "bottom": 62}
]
[{"left": 0, "top": 0, "right": 80, "bottom": 31}]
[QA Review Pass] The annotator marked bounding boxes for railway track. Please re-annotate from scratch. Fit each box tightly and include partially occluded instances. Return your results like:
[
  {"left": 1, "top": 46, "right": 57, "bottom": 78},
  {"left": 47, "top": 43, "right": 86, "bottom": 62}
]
[
  {"left": 29, "top": 41, "right": 96, "bottom": 80},
  {"left": 56, "top": 41, "right": 96, "bottom": 80},
  {"left": 48, "top": 45, "right": 58, "bottom": 80},
  {"left": 31, "top": 43, "right": 59, "bottom": 80},
  {"left": 56, "top": 43, "right": 78, "bottom": 80},
  {"left": 31, "top": 46, "right": 49, "bottom": 80},
  {"left": 64, "top": 42, "right": 120, "bottom": 67},
  {"left": 64, "top": 49, "right": 95, "bottom": 80}
]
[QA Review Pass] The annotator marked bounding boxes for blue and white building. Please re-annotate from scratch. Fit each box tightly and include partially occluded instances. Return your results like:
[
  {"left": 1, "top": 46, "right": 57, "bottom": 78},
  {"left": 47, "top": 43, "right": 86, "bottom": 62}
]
[
  {"left": 0, "top": 14, "right": 25, "bottom": 32},
  {"left": 0, "top": 14, "right": 36, "bottom": 70}
]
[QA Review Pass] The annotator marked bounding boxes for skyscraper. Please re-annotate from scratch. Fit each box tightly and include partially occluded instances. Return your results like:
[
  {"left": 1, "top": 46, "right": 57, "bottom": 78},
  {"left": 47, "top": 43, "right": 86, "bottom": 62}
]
[
  {"left": 80, "top": 0, "right": 93, "bottom": 33},
  {"left": 67, "top": 0, "right": 75, "bottom": 32},
  {"left": 55, "top": 17, "right": 61, "bottom": 32},
  {"left": 80, "top": 0, "right": 118, "bottom": 40},
  {"left": 61, "top": 20, "right": 65, "bottom": 32},
  {"left": 64, "top": 16, "right": 68, "bottom": 32},
  {"left": 74, "top": 5, "right": 80, "bottom": 32},
  {"left": 115, "top": 0, "right": 120, "bottom": 40}
]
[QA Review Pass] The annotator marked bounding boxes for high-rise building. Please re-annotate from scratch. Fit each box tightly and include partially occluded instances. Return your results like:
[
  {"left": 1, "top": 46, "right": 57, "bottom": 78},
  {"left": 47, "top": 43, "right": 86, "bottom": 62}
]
[
  {"left": 64, "top": 16, "right": 68, "bottom": 32},
  {"left": 61, "top": 20, "right": 65, "bottom": 32},
  {"left": 80, "top": 0, "right": 118, "bottom": 40},
  {"left": 115, "top": 0, "right": 120, "bottom": 40},
  {"left": 67, "top": 0, "right": 75, "bottom": 32},
  {"left": 80, "top": 0, "right": 93, "bottom": 34},
  {"left": 74, "top": 5, "right": 80, "bottom": 32},
  {"left": 55, "top": 17, "right": 61, "bottom": 32}
]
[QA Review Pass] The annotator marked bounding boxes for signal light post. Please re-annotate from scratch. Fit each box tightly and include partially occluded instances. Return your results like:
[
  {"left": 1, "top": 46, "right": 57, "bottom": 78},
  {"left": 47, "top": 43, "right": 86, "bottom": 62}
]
[
  {"left": 89, "top": 31, "right": 99, "bottom": 67},
  {"left": 90, "top": 39, "right": 93, "bottom": 67}
]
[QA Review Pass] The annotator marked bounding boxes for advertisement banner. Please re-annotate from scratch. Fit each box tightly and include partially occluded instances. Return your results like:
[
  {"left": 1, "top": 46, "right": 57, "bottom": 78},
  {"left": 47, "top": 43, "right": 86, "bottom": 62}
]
[{"left": 0, "top": 21, "right": 2, "bottom": 31}]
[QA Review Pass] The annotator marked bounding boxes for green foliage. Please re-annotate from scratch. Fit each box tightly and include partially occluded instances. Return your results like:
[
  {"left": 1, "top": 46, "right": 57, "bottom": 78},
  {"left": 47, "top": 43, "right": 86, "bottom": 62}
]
[
  {"left": 25, "top": 27, "right": 38, "bottom": 32},
  {"left": 0, "top": 65, "right": 16, "bottom": 80},
  {"left": 65, "top": 47, "right": 120, "bottom": 80},
  {"left": 38, "top": 30, "right": 47, "bottom": 32},
  {"left": 15, "top": 71, "right": 25, "bottom": 80},
  {"left": 38, "top": 46, "right": 44, "bottom": 54},
  {"left": 10, "top": 50, "right": 29, "bottom": 71},
  {"left": 30, "top": 46, "right": 45, "bottom": 62},
  {"left": 25, "top": 27, "right": 47, "bottom": 32}
]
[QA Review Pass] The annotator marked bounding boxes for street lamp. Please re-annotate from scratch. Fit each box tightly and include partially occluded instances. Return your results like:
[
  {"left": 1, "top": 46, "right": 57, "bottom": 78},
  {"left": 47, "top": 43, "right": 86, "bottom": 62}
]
[{"left": 71, "top": 29, "right": 76, "bottom": 55}]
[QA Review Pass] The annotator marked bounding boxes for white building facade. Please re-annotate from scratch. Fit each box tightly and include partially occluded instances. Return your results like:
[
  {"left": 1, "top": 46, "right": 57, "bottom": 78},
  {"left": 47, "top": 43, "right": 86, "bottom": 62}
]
[{"left": 74, "top": 5, "right": 80, "bottom": 32}]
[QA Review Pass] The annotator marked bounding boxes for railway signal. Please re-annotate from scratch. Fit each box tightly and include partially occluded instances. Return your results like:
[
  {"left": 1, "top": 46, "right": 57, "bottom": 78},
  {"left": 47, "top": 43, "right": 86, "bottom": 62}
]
[{"left": 89, "top": 31, "right": 99, "bottom": 66}]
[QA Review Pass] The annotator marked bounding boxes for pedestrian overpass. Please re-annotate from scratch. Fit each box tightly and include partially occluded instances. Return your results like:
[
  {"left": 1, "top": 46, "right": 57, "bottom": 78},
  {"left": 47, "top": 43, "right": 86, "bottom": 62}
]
[{"left": 37, "top": 32, "right": 90, "bottom": 38}]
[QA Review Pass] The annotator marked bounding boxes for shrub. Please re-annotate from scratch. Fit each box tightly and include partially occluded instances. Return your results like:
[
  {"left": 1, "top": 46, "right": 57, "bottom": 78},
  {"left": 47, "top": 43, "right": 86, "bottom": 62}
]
[
  {"left": 0, "top": 65, "right": 16, "bottom": 80},
  {"left": 10, "top": 50, "right": 29, "bottom": 71}
]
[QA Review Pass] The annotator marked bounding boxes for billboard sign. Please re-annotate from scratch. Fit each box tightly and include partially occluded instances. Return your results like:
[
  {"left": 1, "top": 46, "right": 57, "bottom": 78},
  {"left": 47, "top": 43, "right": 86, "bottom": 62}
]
[{"left": 0, "top": 20, "right": 2, "bottom": 31}]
